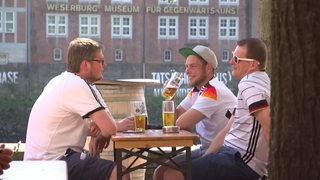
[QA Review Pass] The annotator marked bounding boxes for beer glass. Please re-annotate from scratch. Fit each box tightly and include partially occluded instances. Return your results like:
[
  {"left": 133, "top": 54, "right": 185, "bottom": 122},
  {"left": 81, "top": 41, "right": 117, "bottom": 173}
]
[
  {"left": 131, "top": 101, "right": 147, "bottom": 131},
  {"left": 162, "top": 72, "right": 184, "bottom": 100},
  {"left": 162, "top": 100, "right": 175, "bottom": 126}
]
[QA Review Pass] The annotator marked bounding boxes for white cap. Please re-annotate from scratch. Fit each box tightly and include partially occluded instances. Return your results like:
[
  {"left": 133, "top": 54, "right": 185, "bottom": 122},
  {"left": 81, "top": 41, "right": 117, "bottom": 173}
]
[{"left": 179, "top": 45, "right": 218, "bottom": 69}]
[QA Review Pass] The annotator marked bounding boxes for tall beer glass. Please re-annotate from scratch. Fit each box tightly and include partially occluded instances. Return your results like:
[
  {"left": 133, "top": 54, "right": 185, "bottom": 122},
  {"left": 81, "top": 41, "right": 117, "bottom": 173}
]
[
  {"left": 162, "top": 100, "right": 175, "bottom": 126},
  {"left": 131, "top": 101, "right": 147, "bottom": 131},
  {"left": 162, "top": 72, "right": 184, "bottom": 100}
]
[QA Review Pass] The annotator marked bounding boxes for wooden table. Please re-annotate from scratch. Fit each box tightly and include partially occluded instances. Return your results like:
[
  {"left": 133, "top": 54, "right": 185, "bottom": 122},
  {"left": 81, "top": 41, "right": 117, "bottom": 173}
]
[
  {"left": 0, "top": 160, "right": 68, "bottom": 180},
  {"left": 112, "top": 129, "right": 198, "bottom": 180}
]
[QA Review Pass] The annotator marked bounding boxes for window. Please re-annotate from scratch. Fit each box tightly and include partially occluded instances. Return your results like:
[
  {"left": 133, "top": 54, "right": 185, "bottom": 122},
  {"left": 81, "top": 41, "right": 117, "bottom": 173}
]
[
  {"left": 0, "top": 53, "right": 9, "bottom": 65},
  {"left": 0, "top": 12, "right": 15, "bottom": 33},
  {"left": 111, "top": 15, "right": 132, "bottom": 38},
  {"left": 53, "top": 48, "right": 62, "bottom": 61},
  {"left": 79, "top": 15, "right": 100, "bottom": 37},
  {"left": 188, "top": 17, "right": 208, "bottom": 39},
  {"left": 79, "top": 0, "right": 100, "bottom": 2},
  {"left": 46, "top": 14, "right": 67, "bottom": 36},
  {"left": 114, "top": 49, "right": 123, "bottom": 61},
  {"left": 218, "top": 17, "right": 238, "bottom": 40},
  {"left": 221, "top": 50, "right": 229, "bottom": 62},
  {"left": 158, "top": 16, "right": 178, "bottom": 39},
  {"left": 46, "top": 0, "right": 68, "bottom": 2},
  {"left": 159, "top": 0, "right": 178, "bottom": 5},
  {"left": 111, "top": 0, "right": 132, "bottom": 3},
  {"left": 219, "top": 0, "right": 238, "bottom": 6},
  {"left": 189, "top": 0, "right": 208, "bottom": 5},
  {"left": 164, "top": 49, "right": 172, "bottom": 62},
  {"left": 0, "top": 13, "right": 2, "bottom": 33}
]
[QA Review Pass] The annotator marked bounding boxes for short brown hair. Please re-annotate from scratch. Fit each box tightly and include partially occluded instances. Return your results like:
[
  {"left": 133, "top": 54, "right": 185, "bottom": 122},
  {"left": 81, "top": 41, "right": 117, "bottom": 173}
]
[
  {"left": 237, "top": 38, "right": 267, "bottom": 70},
  {"left": 67, "top": 38, "right": 104, "bottom": 73}
]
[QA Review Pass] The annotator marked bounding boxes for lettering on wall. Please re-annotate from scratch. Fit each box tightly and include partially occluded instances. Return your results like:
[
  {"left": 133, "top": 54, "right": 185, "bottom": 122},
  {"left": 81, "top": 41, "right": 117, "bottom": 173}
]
[
  {"left": 146, "top": 6, "right": 237, "bottom": 15},
  {"left": 216, "top": 71, "right": 232, "bottom": 84},
  {"left": 46, "top": 3, "right": 238, "bottom": 15},
  {"left": 0, "top": 71, "right": 19, "bottom": 84}
]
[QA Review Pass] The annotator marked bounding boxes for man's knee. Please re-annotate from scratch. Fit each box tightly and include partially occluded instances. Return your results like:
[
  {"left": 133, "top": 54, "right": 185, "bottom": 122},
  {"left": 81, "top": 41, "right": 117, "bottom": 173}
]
[{"left": 108, "top": 165, "right": 131, "bottom": 180}]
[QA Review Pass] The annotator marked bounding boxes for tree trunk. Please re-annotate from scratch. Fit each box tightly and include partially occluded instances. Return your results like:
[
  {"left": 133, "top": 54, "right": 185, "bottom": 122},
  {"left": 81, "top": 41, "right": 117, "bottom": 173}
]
[{"left": 261, "top": 0, "right": 320, "bottom": 179}]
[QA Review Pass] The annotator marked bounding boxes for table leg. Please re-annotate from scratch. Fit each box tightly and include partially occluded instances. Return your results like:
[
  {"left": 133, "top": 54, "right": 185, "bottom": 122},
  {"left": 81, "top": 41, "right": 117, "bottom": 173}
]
[
  {"left": 115, "top": 149, "right": 122, "bottom": 180},
  {"left": 185, "top": 147, "right": 192, "bottom": 180}
]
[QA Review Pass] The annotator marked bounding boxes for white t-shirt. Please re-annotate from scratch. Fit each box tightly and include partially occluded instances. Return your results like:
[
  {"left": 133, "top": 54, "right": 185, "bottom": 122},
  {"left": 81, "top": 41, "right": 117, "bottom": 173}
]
[
  {"left": 224, "top": 71, "right": 271, "bottom": 177},
  {"left": 24, "top": 71, "right": 109, "bottom": 160},
  {"left": 180, "top": 77, "right": 236, "bottom": 148}
]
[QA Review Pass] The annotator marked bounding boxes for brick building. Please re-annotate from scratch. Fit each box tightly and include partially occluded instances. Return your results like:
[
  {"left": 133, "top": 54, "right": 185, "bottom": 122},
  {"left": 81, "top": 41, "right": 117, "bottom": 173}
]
[
  {"left": 0, "top": 0, "right": 260, "bottom": 142},
  {"left": 0, "top": 0, "right": 259, "bottom": 95}
]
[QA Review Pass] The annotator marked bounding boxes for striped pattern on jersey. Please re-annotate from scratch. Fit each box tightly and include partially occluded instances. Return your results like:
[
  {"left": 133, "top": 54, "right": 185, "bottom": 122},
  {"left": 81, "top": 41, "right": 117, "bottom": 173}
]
[
  {"left": 224, "top": 71, "right": 270, "bottom": 176},
  {"left": 82, "top": 83, "right": 106, "bottom": 118}
]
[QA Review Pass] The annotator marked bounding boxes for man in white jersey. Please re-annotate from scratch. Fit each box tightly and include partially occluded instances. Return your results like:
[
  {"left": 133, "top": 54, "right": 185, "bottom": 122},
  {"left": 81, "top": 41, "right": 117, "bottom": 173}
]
[
  {"left": 153, "top": 45, "right": 236, "bottom": 180},
  {"left": 162, "top": 38, "right": 271, "bottom": 179},
  {"left": 24, "top": 38, "right": 133, "bottom": 180}
]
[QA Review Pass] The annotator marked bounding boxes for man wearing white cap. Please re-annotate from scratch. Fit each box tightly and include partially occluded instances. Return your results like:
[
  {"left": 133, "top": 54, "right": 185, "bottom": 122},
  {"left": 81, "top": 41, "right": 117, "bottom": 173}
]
[{"left": 153, "top": 45, "right": 236, "bottom": 180}]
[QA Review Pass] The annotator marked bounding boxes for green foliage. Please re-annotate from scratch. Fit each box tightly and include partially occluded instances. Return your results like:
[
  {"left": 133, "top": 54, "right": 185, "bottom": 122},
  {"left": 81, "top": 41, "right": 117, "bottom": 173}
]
[
  {"left": 0, "top": 93, "right": 39, "bottom": 142},
  {"left": 0, "top": 95, "right": 35, "bottom": 122}
]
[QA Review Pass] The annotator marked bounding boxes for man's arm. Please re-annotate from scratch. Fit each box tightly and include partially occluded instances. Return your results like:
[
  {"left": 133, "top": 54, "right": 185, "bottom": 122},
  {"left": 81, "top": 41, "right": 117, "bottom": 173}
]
[
  {"left": 89, "top": 110, "right": 117, "bottom": 138},
  {"left": 202, "top": 116, "right": 234, "bottom": 157},
  {"left": 115, "top": 116, "right": 134, "bottom": 132},
  {"left": 253, "top": 108, "right": 270, "bottom": 142},
  {"left": 87, "top": 110, "right": 117, "bottom": 156},
  {"left": 175, "top": 105, "right": 205, "bottom": 132}
]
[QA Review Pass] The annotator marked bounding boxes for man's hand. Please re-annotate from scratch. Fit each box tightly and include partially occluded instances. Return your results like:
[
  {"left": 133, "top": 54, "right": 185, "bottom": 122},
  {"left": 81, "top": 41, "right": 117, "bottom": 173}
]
[
  {"left": 88, "top": 135, "right": 110, "bottom": 157},
  {"left": 87, "top": 120, "right": 101, "bottom": 137},
  {"left": 0, "top": 144, "right": 13, "bottom": 175},
  {"left": 116, "top": 116, "right": 134, "bottom": 132}
]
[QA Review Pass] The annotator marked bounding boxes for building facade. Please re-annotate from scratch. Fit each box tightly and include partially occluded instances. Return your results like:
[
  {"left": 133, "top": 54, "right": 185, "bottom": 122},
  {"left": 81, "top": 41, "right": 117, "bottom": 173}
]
[{"left": 0, "top": 0, "right": 259, "bottom": 96}]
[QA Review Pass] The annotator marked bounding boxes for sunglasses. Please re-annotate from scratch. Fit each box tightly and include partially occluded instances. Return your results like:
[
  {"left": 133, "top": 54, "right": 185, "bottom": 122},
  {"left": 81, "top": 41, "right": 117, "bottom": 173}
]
[
  {"left": 90, "top": 59, "right": 105, "bottom": 64},
  {"left": 232, "top": 51, "right": 256, "bottom": 64}
]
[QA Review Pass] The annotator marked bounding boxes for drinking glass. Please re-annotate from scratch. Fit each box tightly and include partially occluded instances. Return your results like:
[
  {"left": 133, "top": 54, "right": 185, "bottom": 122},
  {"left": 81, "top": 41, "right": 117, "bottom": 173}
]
[
  {"left": 162, "top": 72, "right": 184, "bottom": 100},
  {"left": 162, "top": 100, "right": 175, "bottom": 127},
  {"left": 131, "top": 101, "right": 147, "bottom": 131}
]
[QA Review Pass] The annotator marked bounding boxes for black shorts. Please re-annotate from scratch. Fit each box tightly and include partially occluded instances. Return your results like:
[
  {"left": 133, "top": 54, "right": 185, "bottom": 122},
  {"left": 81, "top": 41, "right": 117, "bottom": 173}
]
[{"left": 60, "top": 149, "right": 116, "bottom": 180}]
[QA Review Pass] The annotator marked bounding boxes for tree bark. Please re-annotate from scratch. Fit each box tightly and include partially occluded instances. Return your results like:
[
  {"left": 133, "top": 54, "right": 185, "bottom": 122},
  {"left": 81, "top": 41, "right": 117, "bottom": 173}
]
[{"left": 261, "top": 0, "right": 320, "bottom": 179}]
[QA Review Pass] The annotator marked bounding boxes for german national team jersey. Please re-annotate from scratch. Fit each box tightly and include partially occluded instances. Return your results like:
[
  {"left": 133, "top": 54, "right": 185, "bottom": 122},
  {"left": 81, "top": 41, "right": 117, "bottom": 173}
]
[
  {"left": 224, "top": 71, "right": 270, "bottom": 177},
  {"left": 180, "top": 77, "right": 236, "bottom": 148}
]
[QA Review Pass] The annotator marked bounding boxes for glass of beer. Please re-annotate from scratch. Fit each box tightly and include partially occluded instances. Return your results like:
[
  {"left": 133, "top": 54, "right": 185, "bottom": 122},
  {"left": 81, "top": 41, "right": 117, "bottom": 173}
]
[
  {"left": 131, "top": 101, "right": 147, "bottom": 131},
  {"left": 162, "top": 72, "right": 184, "bottom": 100},
  {"left": 162, "top": 100, "right": 175, "bottom": 126}
]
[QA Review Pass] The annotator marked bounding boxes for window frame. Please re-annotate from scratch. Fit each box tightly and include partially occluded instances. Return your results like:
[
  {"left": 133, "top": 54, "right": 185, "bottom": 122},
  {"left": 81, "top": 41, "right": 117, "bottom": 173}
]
[
  {"left": 111, "top": 15, "right": 132, "bottom": 39},
  {"left": 218, "top": 17, "right": 239, "bottom": 40},
  {"left": 79, "top": 14, "right": 101, "bottom": 37},
  {"left": 164, "top": 49, "right": 172, "bottom": 62},
  {"left": 219, "top": 0, "right": 239, "bottom": 6},
  {"left": 53, "top": 48, "right": 62, "bottom": 61},
  {"left": 0, "top": 12, "right": 2, "bottom": 33},
  {"left": 0, "top": 53, "right": 9, "bottom": 65},
  {"left": 46, "top": 0, "right": 68, "bottom": 2},
  {"left": 188, "top": 16, "right": 208, "bottom": 39},
  {"left": 0, "top": 12, "right": 15, "bottom": 33},
  {"left": 158, "top": 16, "right": 178, "bottom": 39},
  {"left": 46, "top": 13, "right": 68, "bottom": 37},
  {"left": 111, "top": 0, "right": 132, "bottom": 3},
  {"left": 221, "top": 50, "right": 230, "bottom": 62},
  {"left": 79, "top": 0, "right": 101, "bottom": 3},
  {"left": 189, "top": 0, "right": 208, "bottom": 6},
  {"left": 158, "top": 0, "right": 178, "bottom": 5},
  {"left": 114, "top": 49, "right": 123, "bottom": 62}
]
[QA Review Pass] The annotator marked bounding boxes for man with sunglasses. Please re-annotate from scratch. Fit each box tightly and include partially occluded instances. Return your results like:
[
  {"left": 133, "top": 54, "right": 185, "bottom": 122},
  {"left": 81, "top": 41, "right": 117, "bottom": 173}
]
[
  {"left": 24, "top": 38, "right": 133, "bottom": 180},
  {"left": 161, "top": 38, "right": 270, "bottom": 180}
]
